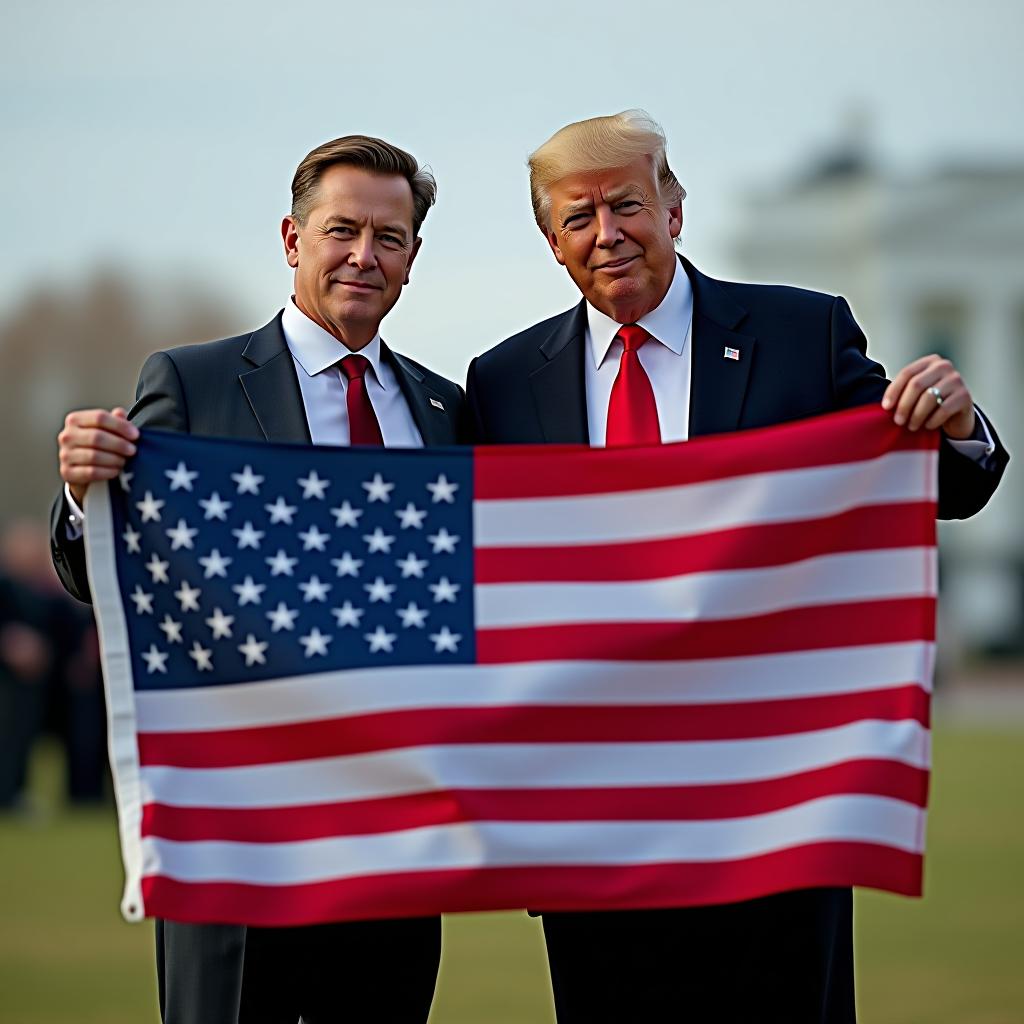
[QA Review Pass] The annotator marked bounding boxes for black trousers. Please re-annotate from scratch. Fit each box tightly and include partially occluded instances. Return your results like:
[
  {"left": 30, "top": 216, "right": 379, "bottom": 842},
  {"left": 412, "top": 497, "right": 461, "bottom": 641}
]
[
  {"left": 156, "top": 916, "right": 442, "bottom": 1023},
  {"left": 541, "top": 888, "right": 855, "bottom": 1024}
]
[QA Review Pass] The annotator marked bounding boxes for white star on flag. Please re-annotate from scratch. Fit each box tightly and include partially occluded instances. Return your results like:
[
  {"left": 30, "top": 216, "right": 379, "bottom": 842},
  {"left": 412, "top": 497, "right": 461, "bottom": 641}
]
[
  {"left": 141, "top": 644, "right": 169, "bottom": 673},
  {"left": 232, "top": 521, "right": 265, "bottom": 550},
  {"left": 265, "top": 549, "right": 298, "bottom": 577},
  {"left": 396, "top": 552, "right": 428, "bottom": 578},
  {"left": 397, "top": 602, "right": 429, "bottom": 628},
  {"left": 237, "top": 634, "right": 268, "bottom": 667},
  {"left": 364, "top": 576, "right": 396, "bottom": 603},
  {"left": 429, "top": 626, "right": 461, "bottom": 653},
  {"left": 232, "top": 465, "right": 264, "bottom": 495},
  {"left": 363, "top": 528, "right": 395, "bottom": 554},
  {"left": 158, "top": 615, "right": 183, "bottom": 644},
  {"left": 331, "top": 552, "right": 363, "bottom": 577},
  {"left": 426, "top": 474, "right": 458, "bottom": 503},
  {"left": 136, "top": 491, "right": 164, "bottom": 523},
  {"left": 266, "top": 602, "right": 299, "bottom": 632},
  {"left": 265, "top": 497, "right": 298, "bottom": 525},
  {"left": 165, "top": 461, "right": 198, "bottom": 491},
  {"left": 298, "top": 471, "right": 329, "bottom": 500},
  {"left": 166, "top": 518, "right": 198, "bottom": 551},
  {"left": 331, "top": 501, "right": 363, "bottom": 528},
  {"left": 205, "top": 607, "right": 235, "bottom": 639},
  {"left": 299, "top": 575, "right": 331, "bottom": 603},
  {"left": 395, "top": 502, "right": 427, "bottom": 529},
  {"left": 130, "top": 586, "right": 154, "bottom": 614},
  {"left": 174, "top": 581, "right": 202, "bottom": 613},
  {"left": 118, "top": 469, "right": 133, "bottom": 492},
  {"left": 199, "top": 492, "right": 232, "bottom": 521},
  {"left": 188, "top": 641, "right": 213, "bottom": 671},
  {"left": 299, "top": 524, "right": 330, "bottom": 552},
  {"left": 427, "top": 528, "right": 459, "bottom": 554},
  {"left": 145, "top": 554, "right": 170, "bottom": 584},
  {"left": 429, "top": 577, "right": 460, "bottom": 603},
  {"left": 299, "top": 628, "right": 332, "bottom": 657},
  {"left": 364, "top": 625, "right": 397, "bottom": 653},
  {"left": 122, "top": 526, "right": 141, "bottom": 554},
  {"left": 199, "top": 549, "right": 233, "bottom": 579},
  {"left": 232, "top": 576, "right": 266, "bottom": 606},
  {"left": 331, "top": 601, "right": 364, "bottom": 628},
  {"left": 362, "top": 473, "right": 394, "bottom": 503}
]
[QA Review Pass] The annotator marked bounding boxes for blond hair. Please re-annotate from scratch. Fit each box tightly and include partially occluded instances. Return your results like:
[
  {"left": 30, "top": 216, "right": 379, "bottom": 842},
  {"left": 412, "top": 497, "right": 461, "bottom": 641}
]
[{"left": 528, "top": 110, "right": 686, "bottom": 228}]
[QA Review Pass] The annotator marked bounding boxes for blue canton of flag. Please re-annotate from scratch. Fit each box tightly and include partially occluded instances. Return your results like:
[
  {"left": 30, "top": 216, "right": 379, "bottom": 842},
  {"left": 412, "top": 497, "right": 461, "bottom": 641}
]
[{"left": 111, "top": 430, "right": 475, "bottom": 690}]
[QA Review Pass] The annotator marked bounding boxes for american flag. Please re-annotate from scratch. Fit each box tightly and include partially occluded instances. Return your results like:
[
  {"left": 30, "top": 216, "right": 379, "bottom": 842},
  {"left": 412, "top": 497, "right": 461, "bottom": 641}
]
[{"left": 84, "top": 406, "right": 938, "bottom": 927}]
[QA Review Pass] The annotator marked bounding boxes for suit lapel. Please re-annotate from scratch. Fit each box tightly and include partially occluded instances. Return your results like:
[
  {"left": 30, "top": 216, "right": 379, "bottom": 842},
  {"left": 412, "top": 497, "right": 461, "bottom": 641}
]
[
  {"left": 683, "top": 257, "right": 757, "bottom": 438},
  {"left": 386, "top": 346, "right": 458, "bottom": 447},
  {"left": 239, "top": 316, "right": 312, "bottom": 444},
  {"left": 529, "top": 301, "right": 590, "bottom": 443}
]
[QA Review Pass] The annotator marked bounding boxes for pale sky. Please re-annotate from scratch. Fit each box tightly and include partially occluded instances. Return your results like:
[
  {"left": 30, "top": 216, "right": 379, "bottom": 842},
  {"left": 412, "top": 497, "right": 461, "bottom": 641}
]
[{"left": 3, "top": 0, "right": 1022, "bottom": 382}]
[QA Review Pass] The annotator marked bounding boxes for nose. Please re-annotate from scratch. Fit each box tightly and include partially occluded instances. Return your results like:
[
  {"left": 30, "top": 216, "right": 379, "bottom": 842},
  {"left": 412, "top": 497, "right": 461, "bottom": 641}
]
[
  {"left": 348, "top": 231, "right": 378, "bottom": 270},
  {"left": 594, "top": 206, "right": 621, "bottom": 249}
]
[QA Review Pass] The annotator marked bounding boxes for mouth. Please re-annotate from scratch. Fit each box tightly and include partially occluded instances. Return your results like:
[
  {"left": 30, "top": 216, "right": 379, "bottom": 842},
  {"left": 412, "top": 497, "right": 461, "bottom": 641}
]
[
  {"left": 594, "top": 255, "right": 639, "bottom": 272},
  {"left": 332, "top": 279, "right": 383, "bottom": 292}
]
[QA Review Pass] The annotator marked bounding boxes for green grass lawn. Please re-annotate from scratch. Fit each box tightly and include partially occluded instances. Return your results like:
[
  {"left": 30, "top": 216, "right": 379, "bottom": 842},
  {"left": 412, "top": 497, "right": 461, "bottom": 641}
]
[{"left": 2, "top": 728, "right": 1021, "bottom": 1023}]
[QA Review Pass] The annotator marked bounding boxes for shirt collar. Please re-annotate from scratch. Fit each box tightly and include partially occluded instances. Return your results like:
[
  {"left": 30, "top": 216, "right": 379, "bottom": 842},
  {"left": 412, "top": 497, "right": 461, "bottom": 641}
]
[
  {"left": 586, "top": 258, "right": 694, "bottom": 369},
  {"left": 281, "top": 298, "right": 387, "bottom": 388}
]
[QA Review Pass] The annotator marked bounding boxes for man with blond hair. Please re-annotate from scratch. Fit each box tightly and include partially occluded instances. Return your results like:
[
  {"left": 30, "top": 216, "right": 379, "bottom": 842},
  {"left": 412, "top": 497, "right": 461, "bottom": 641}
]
[
  {"left": 51, "top": 135, "right": 466, "bottom": 1024},
  {"left": 466, "top": 110, "right": 1007, "bottom": 1022}
]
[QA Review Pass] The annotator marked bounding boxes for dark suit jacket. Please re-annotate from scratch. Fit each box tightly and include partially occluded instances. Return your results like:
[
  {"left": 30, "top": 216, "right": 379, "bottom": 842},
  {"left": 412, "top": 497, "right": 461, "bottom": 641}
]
[
  {"left": 467, "top": 255, "right": 1008, "bottom": 520},
  {"left": 48, "top": 312, "right": 468, "bottom": 1023}
]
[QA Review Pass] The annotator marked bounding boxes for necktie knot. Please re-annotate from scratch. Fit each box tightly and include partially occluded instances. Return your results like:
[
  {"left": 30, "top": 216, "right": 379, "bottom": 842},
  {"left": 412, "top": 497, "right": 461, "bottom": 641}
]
[
  {"left": 340, "top": 353, "right": 371, "bottom": 382},
  {"left": 616, "top": 325, "right": 649, "bottom": 354}
]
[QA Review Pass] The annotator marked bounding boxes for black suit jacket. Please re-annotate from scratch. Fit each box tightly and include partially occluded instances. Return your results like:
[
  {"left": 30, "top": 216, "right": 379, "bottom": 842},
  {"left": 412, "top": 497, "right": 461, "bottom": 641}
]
[
  {"left": 48, "top": 312, "right": 467, "bottom": 1023},
  {"left": 467, "top": 256, "right": 1008, "bottom": 520},
  {"left": 51, "top": 312, "right": 469, "bottom": 601}
]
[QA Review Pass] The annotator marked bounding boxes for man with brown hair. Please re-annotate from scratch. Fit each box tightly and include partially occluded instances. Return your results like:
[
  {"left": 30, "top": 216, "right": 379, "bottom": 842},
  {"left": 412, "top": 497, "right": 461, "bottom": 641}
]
[
  {"left": 51, "top": 135, "right": 466, "bottom": 1023},
  {"left": 467, "top": 110, "right": 1008, "bottom": 1023}
]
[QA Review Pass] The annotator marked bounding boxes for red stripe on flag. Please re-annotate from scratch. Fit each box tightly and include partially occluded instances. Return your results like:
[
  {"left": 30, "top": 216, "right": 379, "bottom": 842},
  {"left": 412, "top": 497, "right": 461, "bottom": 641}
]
[
  {"left": 141, "top": 842, "right": 923, "bottom": 926},
  {"left": 475, "top": 406, "right": 937, "bottom": 499},
  {"left": 477, "top": 598, "right": 936, "bottom": 664},
  {"left": 137, "top": 685, "right": 929, "bottom": 768},
  {"left": 141, "top": 759, "right": 929, "bottom": 842},
  {"left": 475, "top": 503, "right": 936, "bottom": 583}
]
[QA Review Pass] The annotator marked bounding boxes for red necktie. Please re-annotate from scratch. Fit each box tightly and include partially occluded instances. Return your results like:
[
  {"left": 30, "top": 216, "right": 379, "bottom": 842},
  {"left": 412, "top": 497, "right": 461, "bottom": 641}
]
[
  {"left": 340, "top": 354, "right": 384, "bottom": 446},
  {"left": 605, "top": 324, "right": 661, "bottom": 446}
]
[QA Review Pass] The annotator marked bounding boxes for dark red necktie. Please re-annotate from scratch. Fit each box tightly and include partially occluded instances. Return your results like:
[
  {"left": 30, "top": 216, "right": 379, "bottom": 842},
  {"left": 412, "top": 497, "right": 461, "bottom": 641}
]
[
  {"left": 605, "top": 324, "right": 661, "bottom": 446},
  {"left": 340, "top": 354, "right": 384, "bottom": 446}
]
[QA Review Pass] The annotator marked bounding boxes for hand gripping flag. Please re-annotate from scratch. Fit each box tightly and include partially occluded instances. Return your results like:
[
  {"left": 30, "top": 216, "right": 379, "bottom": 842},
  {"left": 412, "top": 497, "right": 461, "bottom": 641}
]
[{"left": 84, "top": 406, "right": 938, "bottom": 926}]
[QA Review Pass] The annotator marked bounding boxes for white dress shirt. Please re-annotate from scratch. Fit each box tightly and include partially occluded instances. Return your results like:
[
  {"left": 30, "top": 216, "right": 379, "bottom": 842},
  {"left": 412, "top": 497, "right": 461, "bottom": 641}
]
[
  {"left": 585, "top": 259, "right": 693, "bottom": 447},
  {"left": 281, "top": 299, "right": 423, "bottom": 449}
]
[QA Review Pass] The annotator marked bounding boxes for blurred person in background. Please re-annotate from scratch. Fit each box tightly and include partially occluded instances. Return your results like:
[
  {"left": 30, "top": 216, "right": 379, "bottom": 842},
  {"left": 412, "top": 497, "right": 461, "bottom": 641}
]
[
  {"left": 48, "top": 134, "right": 467, "bottom": 1024},
  {"left": 466, "top": 109, "right": 1010, "bottom": 1024}
]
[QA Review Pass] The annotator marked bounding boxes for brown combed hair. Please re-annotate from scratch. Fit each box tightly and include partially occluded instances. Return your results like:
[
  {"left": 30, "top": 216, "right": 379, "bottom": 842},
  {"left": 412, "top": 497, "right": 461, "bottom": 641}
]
[
  {"left": 528, "top": 110, "right": 686, "bottom": 229},
  {"left": 291, "top": 135, "right": 437, "bottom": 236}
]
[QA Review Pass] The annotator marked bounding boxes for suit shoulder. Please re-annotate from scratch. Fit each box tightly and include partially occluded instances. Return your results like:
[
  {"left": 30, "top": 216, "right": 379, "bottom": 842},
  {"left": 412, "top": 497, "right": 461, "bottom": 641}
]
[
  {"left": 391, "top": 353, "right": 465, "bottom": 402},
  {"left": 474, "top": 307, "right": 576, "bottom": 372},
  {"left": 712, "top": 276, "right": 841, "bottom": 318},
  {"left": 151, "top": 330, "right": 255, "bottom": 375}
]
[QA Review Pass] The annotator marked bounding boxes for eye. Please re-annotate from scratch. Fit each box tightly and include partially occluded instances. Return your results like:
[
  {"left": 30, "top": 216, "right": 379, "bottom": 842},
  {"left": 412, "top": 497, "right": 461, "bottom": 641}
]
[
  {"left": 563, "top": 213, "right": 590, "bottom": 229},
  {"left": 329, "top": 226, "right": 355, "bottom": 237},
  {"left": 615, "top": 200, "right": 642, "bottom": 213},
  {"left": 378, "top": 233, "right": 404, "bottom": 247}
]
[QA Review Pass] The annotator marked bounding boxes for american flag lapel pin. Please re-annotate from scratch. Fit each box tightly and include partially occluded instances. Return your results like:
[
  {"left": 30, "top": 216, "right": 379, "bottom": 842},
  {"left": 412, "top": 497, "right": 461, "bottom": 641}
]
[
  {"left": 429, "top": 397, "right": 445, "bottom": 410},
  {"left": 724, "top": 346, "right": 740, "bottom": 361}
]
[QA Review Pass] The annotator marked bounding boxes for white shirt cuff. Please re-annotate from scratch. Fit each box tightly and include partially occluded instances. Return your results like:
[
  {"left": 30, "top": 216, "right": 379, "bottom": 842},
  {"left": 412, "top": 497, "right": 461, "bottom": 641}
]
[
  {"left": 64, "top": 483, "right": 85, "bottom": 541},
  {"left": 945, "top": 407, "right": 996, "bottom": 462}
]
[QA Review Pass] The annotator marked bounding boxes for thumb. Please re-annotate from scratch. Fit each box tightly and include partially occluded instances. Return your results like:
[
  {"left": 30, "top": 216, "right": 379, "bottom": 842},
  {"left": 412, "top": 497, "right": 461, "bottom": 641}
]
[{"left": 112, "top": 407, "right": 128, "bottom": 419}]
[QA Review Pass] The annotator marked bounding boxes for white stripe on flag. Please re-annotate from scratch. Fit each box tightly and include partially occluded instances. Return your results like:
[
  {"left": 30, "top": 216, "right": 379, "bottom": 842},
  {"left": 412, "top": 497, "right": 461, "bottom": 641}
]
[
  {"left": 139, "top": 719, "right": 931, "bottom": 809},
  {"left": 134, "top": 643, "right": 935, "bottom": 733},
  {"left": 141, "top": 795, "right": 925, "bottom": 886},
  {"left": 475, "top": 549, "right": 935, "bottom": 628},
  {"left": 475, "top": 451, "right": 934, "bottom": 547}
]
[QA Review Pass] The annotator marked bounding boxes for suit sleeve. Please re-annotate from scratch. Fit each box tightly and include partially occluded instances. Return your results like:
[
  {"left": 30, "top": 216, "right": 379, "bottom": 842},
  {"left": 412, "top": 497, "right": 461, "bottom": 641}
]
[
  {"left": 829, "top": 296, "right": 1009, "bottom": 521},
  {"left": 49, "top": 351, "right": 191, "bottom": 603}
]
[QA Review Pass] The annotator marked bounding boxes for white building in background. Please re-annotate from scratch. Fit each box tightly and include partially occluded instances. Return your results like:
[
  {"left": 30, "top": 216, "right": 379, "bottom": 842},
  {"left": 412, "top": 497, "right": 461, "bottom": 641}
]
[{"left": 731, "top": 143, "right": 1024, "bottom": 656}]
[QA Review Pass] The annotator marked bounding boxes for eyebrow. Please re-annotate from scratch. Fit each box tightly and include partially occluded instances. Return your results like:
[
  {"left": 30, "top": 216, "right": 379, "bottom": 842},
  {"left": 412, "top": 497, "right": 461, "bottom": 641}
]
[{"left": 558, "top": 186, "right": 641, "bottom": 222}]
